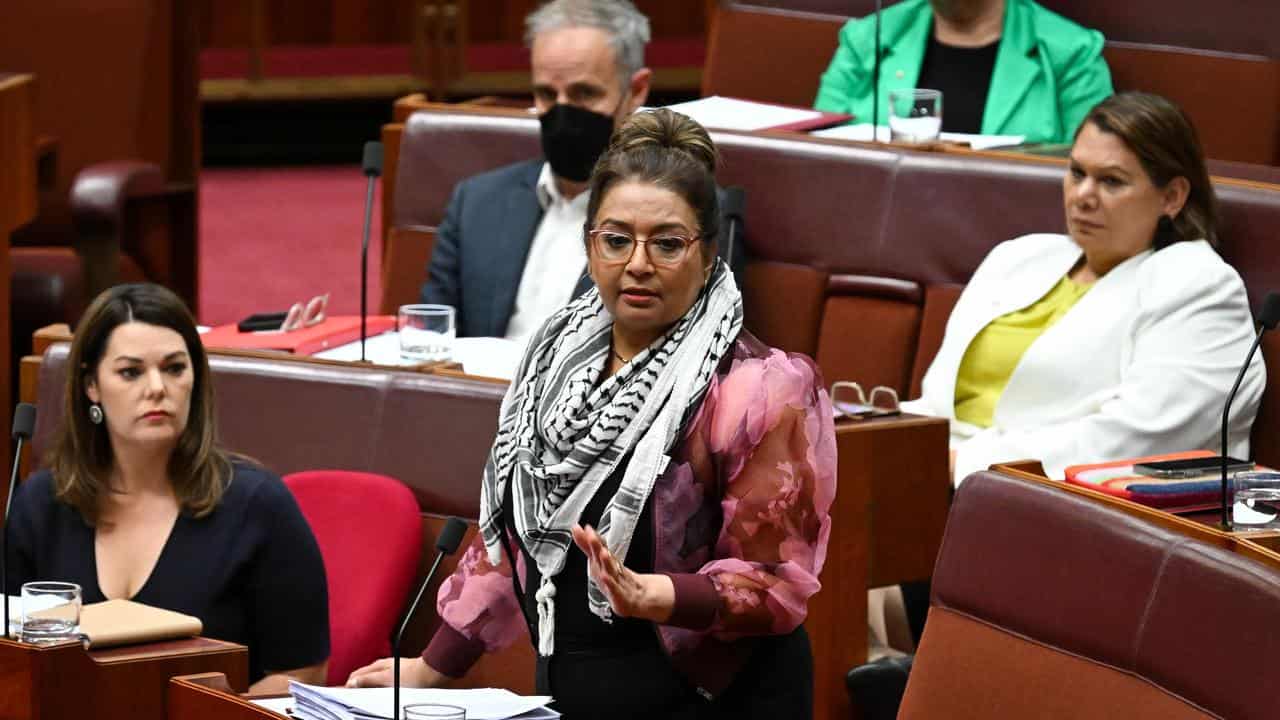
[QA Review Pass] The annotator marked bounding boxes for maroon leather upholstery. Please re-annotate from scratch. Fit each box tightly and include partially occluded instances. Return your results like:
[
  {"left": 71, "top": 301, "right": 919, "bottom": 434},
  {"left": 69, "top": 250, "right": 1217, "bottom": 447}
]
[
  {"left": 384, "top": 105, "right": 1280, "bottom": 470},
  {"left": 900, "top": 470, "right": 1280, "bottom": 719},
  {"left": 32, "top": 343, "right": 505, "bottom": 520}
]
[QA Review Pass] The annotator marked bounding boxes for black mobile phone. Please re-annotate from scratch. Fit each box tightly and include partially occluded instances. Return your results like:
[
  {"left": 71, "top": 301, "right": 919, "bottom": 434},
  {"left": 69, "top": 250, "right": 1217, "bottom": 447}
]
[
  {"left": 1132, "top": 456, "right": 1254, "bottom": 479},
  {"left": 236, "top": 311, "right": 288, "bottom": 333}
]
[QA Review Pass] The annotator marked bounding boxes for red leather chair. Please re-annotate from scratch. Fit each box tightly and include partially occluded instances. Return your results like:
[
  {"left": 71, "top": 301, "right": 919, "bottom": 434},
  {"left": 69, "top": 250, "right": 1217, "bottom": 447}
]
[{"left": 283, "top": 470, "right": 423, "bottom": 686}]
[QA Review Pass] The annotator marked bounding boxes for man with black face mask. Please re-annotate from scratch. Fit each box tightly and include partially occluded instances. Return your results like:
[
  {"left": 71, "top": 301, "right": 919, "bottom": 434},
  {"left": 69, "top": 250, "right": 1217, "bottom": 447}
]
[{"left": 420, "top": 0, "right": 746, "bottom": 340}]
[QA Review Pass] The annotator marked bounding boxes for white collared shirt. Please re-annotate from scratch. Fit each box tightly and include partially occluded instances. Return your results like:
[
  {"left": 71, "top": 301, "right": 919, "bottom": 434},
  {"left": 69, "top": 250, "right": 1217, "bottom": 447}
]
[{"left": 504, "top": 163, "right": 590, "bottom": 340}]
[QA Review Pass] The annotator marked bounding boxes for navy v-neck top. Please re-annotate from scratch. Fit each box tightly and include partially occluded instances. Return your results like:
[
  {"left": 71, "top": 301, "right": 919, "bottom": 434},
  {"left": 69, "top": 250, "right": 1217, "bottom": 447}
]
[{"left": 5, "top": 462, "right": 330, "bottom": 683}]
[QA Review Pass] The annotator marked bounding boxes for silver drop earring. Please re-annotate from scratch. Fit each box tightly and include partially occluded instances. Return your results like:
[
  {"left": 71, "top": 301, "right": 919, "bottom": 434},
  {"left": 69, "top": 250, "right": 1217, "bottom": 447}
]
[{"left": 89, "top": 403, "right": 104, "bottom": 425}]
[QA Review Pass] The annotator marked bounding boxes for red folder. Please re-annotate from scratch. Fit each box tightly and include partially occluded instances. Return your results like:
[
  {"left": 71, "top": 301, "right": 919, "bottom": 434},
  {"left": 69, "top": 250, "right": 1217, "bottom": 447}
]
[{"left": 200, "top": 315, "right": 396, "bottom": 355}]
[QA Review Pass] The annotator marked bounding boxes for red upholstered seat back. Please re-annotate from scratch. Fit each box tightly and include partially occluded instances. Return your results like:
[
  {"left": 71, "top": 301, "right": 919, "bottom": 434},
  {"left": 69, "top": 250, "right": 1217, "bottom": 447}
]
[{"left": 283, "top": 470, "right": 423, "bottom": 686}]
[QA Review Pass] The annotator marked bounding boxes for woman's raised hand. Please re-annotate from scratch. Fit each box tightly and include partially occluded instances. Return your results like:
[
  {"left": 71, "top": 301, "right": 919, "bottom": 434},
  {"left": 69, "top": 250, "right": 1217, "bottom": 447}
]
[{"left": 571, "top": 523, "right": 674, "bottom": 624}]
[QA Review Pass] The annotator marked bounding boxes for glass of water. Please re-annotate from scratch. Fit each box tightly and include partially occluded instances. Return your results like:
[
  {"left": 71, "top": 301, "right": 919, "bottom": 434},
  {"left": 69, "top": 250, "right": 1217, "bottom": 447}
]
[
  {"left": 403, "top": 704, "right": 465, "bottom": 720},
  {"left": 398, "top": 304, "right": 456, "bottom": 363},
  {"left": 1231, "top": 471, "right": 1280, "bottom": 530},
  {"left": 888, "top": 88, "right": 943, "bottom": 143},
  {"left": 21, "top": 581, "right": 81, "bottom": 644}
]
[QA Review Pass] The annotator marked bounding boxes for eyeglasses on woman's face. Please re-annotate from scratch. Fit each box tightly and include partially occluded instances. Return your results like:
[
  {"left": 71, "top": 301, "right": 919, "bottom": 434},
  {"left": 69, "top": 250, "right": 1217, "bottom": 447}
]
[{"left": 587, "top": 229, "right": 700, "bottom": 267}]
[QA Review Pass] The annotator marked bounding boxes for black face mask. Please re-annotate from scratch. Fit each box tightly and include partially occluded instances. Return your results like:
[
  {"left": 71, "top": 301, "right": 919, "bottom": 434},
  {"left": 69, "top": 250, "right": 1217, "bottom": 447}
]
[{"left": 539, "top": 103, "right": 617, "bottom": 183}]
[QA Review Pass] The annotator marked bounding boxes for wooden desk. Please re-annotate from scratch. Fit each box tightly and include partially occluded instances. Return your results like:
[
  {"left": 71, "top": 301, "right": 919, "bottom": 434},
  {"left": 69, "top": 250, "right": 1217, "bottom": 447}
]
[
  {"left": 0, "top": 72, "right": 38, "bottom": 465},
  {"left": 808, "top": 412, "right": 950, "bottom": 720},
  {"left": 0, "top": 635, "right": 247, "bottom": 720},
  {"left": 168, "top": 673, "right": 285, "bottom": 720},
  {"left": 991, "top": 462, "right": 1280, "bottom": 567}
]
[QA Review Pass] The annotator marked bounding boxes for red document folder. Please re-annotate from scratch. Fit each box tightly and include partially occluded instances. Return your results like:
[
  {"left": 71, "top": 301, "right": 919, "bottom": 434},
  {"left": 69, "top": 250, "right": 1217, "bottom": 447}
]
[{"left": 200, "top": 315, "right": 396, "bottom": 355}]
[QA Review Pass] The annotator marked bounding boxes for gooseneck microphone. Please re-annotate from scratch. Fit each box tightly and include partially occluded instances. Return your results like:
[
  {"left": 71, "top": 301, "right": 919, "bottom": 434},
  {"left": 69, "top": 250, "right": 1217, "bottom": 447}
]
[
  {"left": 4, "top": 403, "right": 36, "bottom": 639},
  {"left": 392, "top": 516, "right": 467, "bottom": 720},
  {"left": 360, "top": 141, "right": 384, "bottom": 363},
  {"left": 871, "top": 0, "right": 883, "bottom": 140},
  {"left": 1222, "top": 292, "right": 1280, "bottom": 529}
]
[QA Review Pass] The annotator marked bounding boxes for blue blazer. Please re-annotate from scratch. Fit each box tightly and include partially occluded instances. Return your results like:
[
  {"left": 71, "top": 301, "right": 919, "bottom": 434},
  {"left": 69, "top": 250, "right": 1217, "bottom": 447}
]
[{"left": 421, "top": 159, "right": 747, "bottom": 338}]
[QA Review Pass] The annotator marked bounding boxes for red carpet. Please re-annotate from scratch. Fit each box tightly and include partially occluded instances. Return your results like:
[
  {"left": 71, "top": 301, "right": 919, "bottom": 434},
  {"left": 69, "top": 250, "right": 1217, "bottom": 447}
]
[{"left": 199, "top": 165, "right": 384, "bottom": 326}]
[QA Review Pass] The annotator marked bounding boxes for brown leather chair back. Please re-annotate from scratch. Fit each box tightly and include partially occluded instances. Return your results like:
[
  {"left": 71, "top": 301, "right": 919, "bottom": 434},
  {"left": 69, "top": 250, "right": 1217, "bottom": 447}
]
[
  {"left": 703, "top": 3, "right": 846, "bottom": 107},
  {"left": 900, "top": 470, "right": 1280, "bottom": 719}
]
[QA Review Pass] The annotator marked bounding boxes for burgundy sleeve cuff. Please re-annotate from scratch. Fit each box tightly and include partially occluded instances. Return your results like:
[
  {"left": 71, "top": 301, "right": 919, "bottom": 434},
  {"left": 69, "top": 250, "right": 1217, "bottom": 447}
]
[
  {"left": 421, "top": 622, "right": 486, "bottom": 679},
  {"left": 661, "top": 572, "right": 721, "bottom": 630}
]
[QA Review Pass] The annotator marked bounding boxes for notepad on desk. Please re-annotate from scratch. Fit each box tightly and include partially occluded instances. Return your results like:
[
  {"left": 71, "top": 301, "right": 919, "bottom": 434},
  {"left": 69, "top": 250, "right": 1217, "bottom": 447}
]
[
  {"left": 811, "top": 123, "right": 1026, "bottom": 150},
  {"left": 5, "top": 597, "right": 202, "bottom": 647},
  {"left": 660, "top": 95, "right": 851, "bottom": 132}
]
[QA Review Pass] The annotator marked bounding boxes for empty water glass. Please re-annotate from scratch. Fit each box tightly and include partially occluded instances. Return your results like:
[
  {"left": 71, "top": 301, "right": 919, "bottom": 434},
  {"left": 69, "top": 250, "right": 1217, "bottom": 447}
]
[
  {"left": 403, "top": 704, "right": 466, "bottom": 720},
  {"left": 888, "top": 88, "right": 943, "bottom": 143},
  {"left": 21, "top": 581, "right": 81, "bottom": 644},
  {"left": 398, "top": 304, "right": 456, "bottom": 362},
  {"left": 1231, "top": 471, "right": 1280, "bottom": 530}
]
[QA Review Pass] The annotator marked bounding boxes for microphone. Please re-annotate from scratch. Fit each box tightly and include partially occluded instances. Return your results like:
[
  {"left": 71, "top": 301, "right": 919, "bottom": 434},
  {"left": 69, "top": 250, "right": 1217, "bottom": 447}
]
[
  {"left": 871, "top": 0, "right": 883, "bottom": 141},
  {"left": 360, "top": 141, "right": 384, "bottom": 364},
  {"left": 4, "top": 403, "right": 36, "bottom": 640},
  {"left": 392, "top": 516, "right": 467, "bottom": 720},
  {"left": 721, "top": 187, "right": 746, "bottom": 273},
  {"left": 1222, "top": 291, "right": 1280, "bottom": 528}
]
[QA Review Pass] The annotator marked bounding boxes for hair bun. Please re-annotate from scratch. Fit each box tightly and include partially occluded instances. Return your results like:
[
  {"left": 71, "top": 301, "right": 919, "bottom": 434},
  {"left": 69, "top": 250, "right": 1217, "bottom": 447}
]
[{"left": 611, "top": 108, "right": 718, "bottom": 174}]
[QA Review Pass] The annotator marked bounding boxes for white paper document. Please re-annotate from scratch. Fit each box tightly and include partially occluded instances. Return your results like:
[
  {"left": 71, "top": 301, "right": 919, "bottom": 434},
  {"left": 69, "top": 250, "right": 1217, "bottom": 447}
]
[
  {"left": 811, "top": 123, "right": 1026, "bottom": 150},
  {"left": 661, "top": 95, "right": 823, "bottom": 131},
  {"left": 289, "top": 682, "right": 559, "bottom": 720},
  {"left": 249, "top": 696, "right": 295, "bottom": 716},
  {"left": 312, "top": 333, "right": 524, "bottom": 381}
]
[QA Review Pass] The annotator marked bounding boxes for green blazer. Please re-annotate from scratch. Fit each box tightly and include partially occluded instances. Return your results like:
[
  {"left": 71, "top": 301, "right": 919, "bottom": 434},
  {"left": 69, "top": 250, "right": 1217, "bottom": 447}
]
[{"left": 814, "top": 0, "right": 1113, "bottom": 144}]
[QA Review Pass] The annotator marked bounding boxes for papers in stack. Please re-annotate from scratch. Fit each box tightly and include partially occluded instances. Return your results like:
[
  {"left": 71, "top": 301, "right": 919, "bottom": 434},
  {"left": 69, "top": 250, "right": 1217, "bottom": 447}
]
[
  {"left": 288, "top": 682, "right": 560, "bottom": 720},
  {"left": 811, "top": 123, "right": 1026, "bottom": 150},
  {"left": 660, "top": 95, "right": 848, "bottom": 132}
]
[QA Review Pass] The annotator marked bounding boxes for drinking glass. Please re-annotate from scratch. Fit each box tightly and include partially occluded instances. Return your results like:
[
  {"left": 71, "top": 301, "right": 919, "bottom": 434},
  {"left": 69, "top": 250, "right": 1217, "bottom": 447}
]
[
  {"left": 397, "top": 304, "right": 456, "bottom": 362},
  {"left": 21, "top": 581, "right": 81, "bottom": 643},
  {"left": 1230, "top": 471, "right": 1280, "bottom": 530},
  {"left": 403, "top": 704, "right": 466, "bottom": 720},
  {"left": 888, "top": 89, "right": 943, "bottom": 143}
]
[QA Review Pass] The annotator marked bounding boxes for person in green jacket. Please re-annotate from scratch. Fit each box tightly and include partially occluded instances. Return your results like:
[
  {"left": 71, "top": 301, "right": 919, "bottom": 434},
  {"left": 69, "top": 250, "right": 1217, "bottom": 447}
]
[{"left": 814, "top": 0, "right": 1113, "bottom": 144}]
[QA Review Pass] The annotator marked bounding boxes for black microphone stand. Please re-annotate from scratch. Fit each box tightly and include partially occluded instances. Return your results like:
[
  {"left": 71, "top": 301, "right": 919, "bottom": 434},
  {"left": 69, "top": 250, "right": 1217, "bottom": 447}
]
[
  {"left": 1221, "top": 292, "right": 1280, "bottom": 528},
  {"left": 359, "top": 142, "right": 384, "bottom": 363},
  {"left": 872, "top": 0, "right": 883, "bottom": 141},
  {"left": 392, "top": 517, "right": 467, "bottom": 720},
  {"left": 4, "top": 404, "right": 37, "bottom": 640}
]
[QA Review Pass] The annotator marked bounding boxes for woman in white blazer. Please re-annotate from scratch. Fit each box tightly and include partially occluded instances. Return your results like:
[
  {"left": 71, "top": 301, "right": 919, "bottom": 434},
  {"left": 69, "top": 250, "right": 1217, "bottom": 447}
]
[
  {"left": 902, "top": 92, "right": 1265, "bottom": 484},
  {"left": 851, "top": 94, "right": 1269, "bottom": 716}
]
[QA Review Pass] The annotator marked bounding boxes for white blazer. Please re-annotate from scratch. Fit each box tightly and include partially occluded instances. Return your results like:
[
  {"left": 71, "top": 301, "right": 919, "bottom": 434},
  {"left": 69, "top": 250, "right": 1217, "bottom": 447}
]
[{"left": 901, "top": 234, "right": 1266, "bottom": 483}]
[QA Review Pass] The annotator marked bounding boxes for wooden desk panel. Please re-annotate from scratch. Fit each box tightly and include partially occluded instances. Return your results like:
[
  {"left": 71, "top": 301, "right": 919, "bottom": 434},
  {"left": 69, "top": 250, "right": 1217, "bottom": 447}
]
[
  {"left": 0, "top": 635, "right": 246, "bottom": 720},
  {"left": 169, "top": 674, "right": 284, "bottom": 720}
]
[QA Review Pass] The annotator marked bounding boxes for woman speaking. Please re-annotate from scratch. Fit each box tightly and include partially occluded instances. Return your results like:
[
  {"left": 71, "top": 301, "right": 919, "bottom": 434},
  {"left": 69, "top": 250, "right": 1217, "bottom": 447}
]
[{"left": 349, "top": 109, "right": 837, "bottom": 719}]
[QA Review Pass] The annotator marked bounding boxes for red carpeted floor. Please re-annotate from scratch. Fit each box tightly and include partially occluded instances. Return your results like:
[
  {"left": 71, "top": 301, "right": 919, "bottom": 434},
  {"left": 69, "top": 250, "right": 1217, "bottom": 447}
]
[{"left": 199, "top": 165, "right": 384, "bottom": 326}]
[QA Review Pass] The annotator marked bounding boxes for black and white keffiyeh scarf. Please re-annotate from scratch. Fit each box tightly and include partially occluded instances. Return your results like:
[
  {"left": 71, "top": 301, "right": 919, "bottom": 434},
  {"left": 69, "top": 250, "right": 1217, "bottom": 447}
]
[{"left": 479, "top": 259, "right": 743, "bottom": 656}]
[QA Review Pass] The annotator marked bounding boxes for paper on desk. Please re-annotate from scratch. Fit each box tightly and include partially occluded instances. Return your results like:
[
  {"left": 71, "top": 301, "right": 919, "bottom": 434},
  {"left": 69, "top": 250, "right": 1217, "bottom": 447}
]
[
  {"left": 289, "top": 682, "right": 558, "bottom": 720},
  {"left": 312, "top": 333, "right": 525, "bottom": 381},
  {"left": 811, "top": 123, "right": 1025, "bottom": 150},
  {"left": 661, "top": 95, "right": 823, "bottom": 131},
  {"left": 249, "top": 696, "right": 294, "bottom": 716}
]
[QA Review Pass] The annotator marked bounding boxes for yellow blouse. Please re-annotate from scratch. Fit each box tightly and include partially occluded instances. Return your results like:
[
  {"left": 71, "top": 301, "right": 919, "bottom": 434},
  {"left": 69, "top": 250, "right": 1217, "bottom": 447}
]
[{"left": 954, "top": 275, "right": 1092, "bottom": 428}]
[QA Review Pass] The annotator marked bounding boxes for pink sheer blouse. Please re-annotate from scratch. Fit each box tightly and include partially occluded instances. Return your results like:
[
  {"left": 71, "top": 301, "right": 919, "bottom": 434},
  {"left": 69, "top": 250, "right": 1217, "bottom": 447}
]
[{"left": 423, "top": 334, "right": 836, "bottom": 695}]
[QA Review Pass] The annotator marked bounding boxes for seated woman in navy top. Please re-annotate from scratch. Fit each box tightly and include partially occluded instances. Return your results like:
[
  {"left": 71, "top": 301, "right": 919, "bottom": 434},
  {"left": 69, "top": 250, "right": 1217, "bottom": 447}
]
[{"left": 5, "top": 283, "right": 330, "bottom": 692}]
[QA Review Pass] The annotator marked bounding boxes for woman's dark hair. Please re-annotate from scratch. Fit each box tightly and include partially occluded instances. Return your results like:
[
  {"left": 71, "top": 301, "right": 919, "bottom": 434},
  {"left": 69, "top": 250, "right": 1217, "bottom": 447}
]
[
  {"left": 50, "top": 283, "right": 230, "bottom": 524},
  {"left": 585, "top": 108, "right": 721, "bottom": 250},
  {"left": 1076, "top": 92, "right": 1218, "bottom": 248}
]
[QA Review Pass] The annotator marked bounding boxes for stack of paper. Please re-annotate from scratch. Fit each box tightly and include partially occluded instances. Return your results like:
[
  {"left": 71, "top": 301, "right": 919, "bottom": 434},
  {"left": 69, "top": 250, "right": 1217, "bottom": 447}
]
[
  {"left": 312, "top": 333, "right": 525, "bottom": 381},
  {"left": 288, "top": 682, "right": 559, "bottom": 720},
  {"left": 660, "top": 95, "right": 827, "bottom": 131}
]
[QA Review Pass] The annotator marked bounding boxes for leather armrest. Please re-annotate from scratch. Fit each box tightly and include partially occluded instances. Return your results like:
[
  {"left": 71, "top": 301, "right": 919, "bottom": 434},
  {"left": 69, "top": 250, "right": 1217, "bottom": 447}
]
[{"left": 70, "top": 160, "right": 165, "bottom": 237}]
